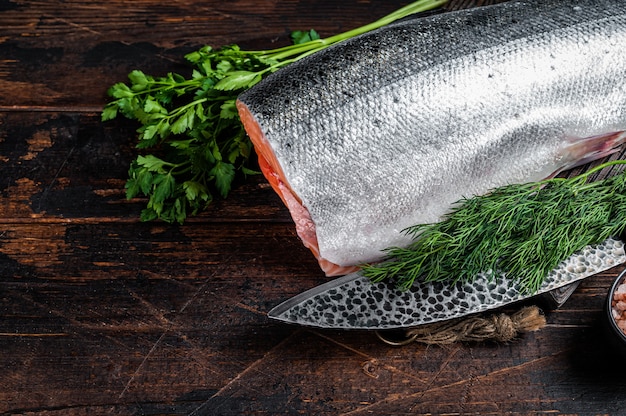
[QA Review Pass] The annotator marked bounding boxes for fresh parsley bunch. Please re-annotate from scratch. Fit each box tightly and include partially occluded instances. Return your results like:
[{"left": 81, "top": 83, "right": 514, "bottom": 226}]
[
  {"left": 102, "top": 0, "right": 447, "bottom": 223},
  {"left": 102, "top": 44, "right": 282, "bottom": 223}
]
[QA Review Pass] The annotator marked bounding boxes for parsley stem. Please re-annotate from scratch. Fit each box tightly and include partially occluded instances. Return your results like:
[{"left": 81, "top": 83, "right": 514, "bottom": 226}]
[
  {"left": 168, "top": 97, "right": 208, "bottom": 118},
  {"left": 243, "top": 0, "right": 448, "bottom": 63}
]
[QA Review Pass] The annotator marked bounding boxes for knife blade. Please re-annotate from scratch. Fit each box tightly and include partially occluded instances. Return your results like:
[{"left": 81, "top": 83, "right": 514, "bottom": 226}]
[{"left": 268, "top": 238, "right": 626, "bottom": 329}]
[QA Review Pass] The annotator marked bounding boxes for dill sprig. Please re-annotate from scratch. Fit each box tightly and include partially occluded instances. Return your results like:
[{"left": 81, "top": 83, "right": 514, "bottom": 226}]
[{"left": 362, "top": 160, "right": 626, "bottom": 293}]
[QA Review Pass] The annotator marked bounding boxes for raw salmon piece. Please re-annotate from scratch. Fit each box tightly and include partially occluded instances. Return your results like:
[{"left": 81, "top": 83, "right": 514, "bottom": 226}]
[{"left": 238, "top": 0, "right": 626, "bottom": 276}]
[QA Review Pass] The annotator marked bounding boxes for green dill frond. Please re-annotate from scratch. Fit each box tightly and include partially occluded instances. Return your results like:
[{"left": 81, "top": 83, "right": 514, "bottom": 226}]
[{"left": 362, "top": 159, "right": 626, "bottom": 293}]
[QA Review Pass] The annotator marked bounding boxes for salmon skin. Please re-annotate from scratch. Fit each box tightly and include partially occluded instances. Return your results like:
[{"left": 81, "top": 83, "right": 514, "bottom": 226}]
[{"left": 237, "top": 0, "right": 626, "bottom": 276}]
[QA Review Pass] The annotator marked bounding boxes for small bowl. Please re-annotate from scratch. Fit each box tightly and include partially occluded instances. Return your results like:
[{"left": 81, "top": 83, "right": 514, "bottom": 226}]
[{"left": 605, "top": 268, "right": 626, "bottom": 357}]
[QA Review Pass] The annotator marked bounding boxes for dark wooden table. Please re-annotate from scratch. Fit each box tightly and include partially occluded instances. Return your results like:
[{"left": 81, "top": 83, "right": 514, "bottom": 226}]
[{"left": 2, "top": 0, "right": 626, "bottom": 414}]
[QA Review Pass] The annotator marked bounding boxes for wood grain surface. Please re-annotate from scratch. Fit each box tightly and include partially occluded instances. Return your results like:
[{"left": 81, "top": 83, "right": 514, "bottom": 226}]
[{"left": 2, "top": 0, "right": 626, "bottom": 414}]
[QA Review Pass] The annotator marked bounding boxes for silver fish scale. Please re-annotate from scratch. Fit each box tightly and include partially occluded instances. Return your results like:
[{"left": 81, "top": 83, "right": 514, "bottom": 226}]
[
  {"left": 239, "top": 0, "right": 626, "bottom": 269},
  {"left": 269, "top": 238, "right": 626, "bottom": 329}
]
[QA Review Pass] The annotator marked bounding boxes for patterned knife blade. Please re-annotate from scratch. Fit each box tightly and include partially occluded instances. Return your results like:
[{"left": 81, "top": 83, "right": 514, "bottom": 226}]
[{"left": 268, "top": 238, "right": 626, "bottom": 329}]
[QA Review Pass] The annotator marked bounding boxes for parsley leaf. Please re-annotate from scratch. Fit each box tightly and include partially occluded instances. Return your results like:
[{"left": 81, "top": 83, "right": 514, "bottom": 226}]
[{"left": 290, "top": 29, "right": 321, "bottom": 45}]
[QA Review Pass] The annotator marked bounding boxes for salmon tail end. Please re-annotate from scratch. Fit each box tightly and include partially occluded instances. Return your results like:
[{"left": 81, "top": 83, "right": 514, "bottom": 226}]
[
  {"left": 556, "top": 131, "right": 626, "bottom": 176},
  {"left": 236, "top": 99, "right": 358, "bottom": 277}
]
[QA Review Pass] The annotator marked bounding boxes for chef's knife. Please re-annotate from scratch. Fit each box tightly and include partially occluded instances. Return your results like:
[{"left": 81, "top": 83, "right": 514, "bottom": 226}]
[{"left": 268, "top": 238, "right": 626, "bottom": 329}]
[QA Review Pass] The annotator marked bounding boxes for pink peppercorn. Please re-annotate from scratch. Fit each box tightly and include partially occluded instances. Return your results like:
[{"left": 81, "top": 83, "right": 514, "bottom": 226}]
[{"left": 611, "top": 279, "right": 626, "bottom": 336}]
